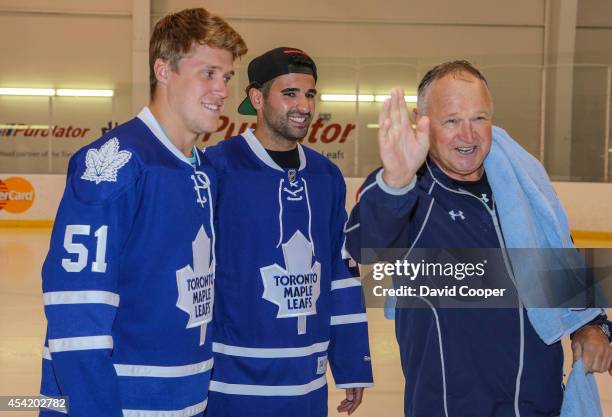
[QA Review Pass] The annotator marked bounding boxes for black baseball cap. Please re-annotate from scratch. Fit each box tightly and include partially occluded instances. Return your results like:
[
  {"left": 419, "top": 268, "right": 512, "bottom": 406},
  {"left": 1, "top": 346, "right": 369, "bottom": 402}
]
[{"left": 237, "top": 47, "right": 318, "bottom": 115}]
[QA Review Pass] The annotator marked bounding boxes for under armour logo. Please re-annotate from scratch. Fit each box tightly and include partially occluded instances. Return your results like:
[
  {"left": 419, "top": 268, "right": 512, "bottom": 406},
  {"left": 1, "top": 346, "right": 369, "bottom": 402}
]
[
  {"left": 449, "top": 210, "right": 465, "bottom": 221},
  {"left": 481, "top": 194, "right": 490, "bottom": 203}
]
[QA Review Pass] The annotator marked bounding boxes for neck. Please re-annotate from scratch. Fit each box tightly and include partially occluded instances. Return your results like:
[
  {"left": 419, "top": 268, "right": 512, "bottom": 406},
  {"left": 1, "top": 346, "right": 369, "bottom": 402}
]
[
  {"left": 437, "top": 163, "right": 484, "bottom": 182},
  {"left": 253, "top": 124, "right": 298, "bottom": 151},
  {"left": 149, "top": 100, "right": 198, "bottom": 157}
]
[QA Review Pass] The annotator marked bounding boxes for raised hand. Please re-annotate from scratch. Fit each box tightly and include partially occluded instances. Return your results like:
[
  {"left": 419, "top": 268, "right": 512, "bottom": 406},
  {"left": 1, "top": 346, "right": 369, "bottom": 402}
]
[{"left": 378, "top": 87, "right": 430, "bottom": 188}]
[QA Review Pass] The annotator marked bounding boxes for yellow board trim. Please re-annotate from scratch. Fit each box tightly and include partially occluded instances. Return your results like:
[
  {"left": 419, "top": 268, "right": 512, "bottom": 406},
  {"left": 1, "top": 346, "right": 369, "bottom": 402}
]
[
  {"left": 0, "top": 219, "right": 54, "bottom": 228},
  {"left": 1, "top": 221, "right": 612, "bottom": 242},
  {"left": 571, "top": 229, "right": 612, "bottom": 242}
]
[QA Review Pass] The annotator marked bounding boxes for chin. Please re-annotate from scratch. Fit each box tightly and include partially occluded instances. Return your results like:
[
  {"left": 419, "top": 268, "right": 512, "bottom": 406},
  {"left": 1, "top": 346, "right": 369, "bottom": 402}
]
[{"left": 199, "top": 120, "right": 220, "bottom": 134}]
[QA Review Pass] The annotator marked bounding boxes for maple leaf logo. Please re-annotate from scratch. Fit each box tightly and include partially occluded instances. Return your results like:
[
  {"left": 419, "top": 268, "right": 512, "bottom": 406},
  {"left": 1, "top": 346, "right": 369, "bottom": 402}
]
[
  {"left": 260, "top": 231, "right": 321, "bottom": 335},
  {"left": 81, "top": 137, "right": 132, "bottom": 184},
  {"left": 176, "top": 226, "right": 214, "bottom": 346}
]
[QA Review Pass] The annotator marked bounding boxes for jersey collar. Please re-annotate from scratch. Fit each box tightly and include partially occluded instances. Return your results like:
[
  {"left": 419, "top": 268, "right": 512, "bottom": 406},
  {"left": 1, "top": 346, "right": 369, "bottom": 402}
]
[
  {"left": 137, "top": 106, "right": 200, "bottom": 166},
  {"left": 241, "top": 129, "right": 306, "bottom": 172}
]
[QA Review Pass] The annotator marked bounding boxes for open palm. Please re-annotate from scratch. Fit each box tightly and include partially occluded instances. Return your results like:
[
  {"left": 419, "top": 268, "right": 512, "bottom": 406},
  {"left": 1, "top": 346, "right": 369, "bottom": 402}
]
[{"left": 378, "top": 87, "right": 430, "bottom": 188}]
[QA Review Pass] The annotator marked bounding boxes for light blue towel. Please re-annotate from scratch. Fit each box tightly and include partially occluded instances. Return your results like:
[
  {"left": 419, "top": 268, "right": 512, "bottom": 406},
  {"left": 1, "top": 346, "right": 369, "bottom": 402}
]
[
  {"left": 485, "top": 126, "right": 604, "bottom": 417},
  {"left": 561, "top": 360, "right": 603, "bottom": 417},
  {"left": 484, "top": 126, "right": 604, "bottom": 342}
]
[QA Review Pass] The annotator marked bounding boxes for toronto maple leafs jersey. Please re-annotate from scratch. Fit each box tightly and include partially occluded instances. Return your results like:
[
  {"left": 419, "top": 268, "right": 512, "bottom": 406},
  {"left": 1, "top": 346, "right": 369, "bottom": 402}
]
[
  {"left": 39, "top": 107, "right": 216, "bottom": 417},
  {"left": 203, "top": 130, "right": 373, "bottom": 417}
]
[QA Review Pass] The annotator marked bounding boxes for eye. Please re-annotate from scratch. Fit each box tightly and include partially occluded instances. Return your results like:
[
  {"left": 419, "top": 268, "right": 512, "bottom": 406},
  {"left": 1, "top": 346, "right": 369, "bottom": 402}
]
[
  {"left": 283, "top": 92, "right": 296, "bottom": 98},
  {"left": 306, "top": 92, "right": 316, "bottom": 99},
  {"left": 203, "top": 70, "right": 215, "bottom": 80},
  {"left": 443, "top": 119, "right": 457, "bottom": 126},
  {"left": 223, "top": 74, "right": 232, "bottom": 84}
]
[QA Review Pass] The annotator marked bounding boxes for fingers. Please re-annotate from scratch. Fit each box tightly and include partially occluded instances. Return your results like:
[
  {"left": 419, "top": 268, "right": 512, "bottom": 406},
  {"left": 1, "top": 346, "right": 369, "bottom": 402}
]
[
  {"left": 348, "top": 388, "right": 364, "bottom": 415},
  {"left": 571, "top": 327, "right": 612, "bottom": 373},
  {"left": 389, "top": 88, "right": 402, "bottom": 132},
  {"left": 378, "top": 100, "right": 391, "bottom": 147},
  {"left": 415, "top": 115, "right": 430, "bottom": 150},
  {"left": 602, "top": 345, "right": 612, "bottom": 374},
  {"left": 336, "top": 388, "right": 365, "bottom": 415},
  {"left": 378, "top": 97, "right": 390, "bottom": 130},
  {"left": 396, "top": 87, "right": 409, "bottom": 132},
  {"left": 571, "top": 338, "right": 583, "bottom": 366}
]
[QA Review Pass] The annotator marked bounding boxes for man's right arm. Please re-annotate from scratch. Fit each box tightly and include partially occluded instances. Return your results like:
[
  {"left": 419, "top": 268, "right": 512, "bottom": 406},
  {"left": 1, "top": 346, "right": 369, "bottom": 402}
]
[
  {"left": 41, "top": 154, "right": 139, "bottom": 417},
  {"left": 345, "top": 87, "right": 429, "bottom": 263}
]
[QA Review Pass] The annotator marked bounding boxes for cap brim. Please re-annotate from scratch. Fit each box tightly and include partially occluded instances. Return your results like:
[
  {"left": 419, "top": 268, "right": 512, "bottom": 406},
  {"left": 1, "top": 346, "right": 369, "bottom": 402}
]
[{"left": 238, "top": 96, "right": 257, "bottom": 116}]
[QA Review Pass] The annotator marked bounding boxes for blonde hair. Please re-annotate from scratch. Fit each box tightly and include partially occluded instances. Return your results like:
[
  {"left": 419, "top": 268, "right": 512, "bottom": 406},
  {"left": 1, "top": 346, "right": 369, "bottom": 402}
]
[{"left": 149, "top": 8, "right": 247, "bottom": 97}]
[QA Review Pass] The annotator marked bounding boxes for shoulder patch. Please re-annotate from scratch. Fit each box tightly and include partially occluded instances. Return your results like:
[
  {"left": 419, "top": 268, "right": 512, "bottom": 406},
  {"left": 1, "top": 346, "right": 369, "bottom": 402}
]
[{"left": 81, "top": 138, "right": 132, "bottom": 184}]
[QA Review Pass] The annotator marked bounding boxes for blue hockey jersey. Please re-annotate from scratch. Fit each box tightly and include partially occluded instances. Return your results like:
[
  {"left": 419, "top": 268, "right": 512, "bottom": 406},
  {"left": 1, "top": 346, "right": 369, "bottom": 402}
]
[
  {"left": 203, "top": 130, "right": 373, "bottom": 417},
  {"left": 39, "top": 107, "right": 216, "bottom": 417}
]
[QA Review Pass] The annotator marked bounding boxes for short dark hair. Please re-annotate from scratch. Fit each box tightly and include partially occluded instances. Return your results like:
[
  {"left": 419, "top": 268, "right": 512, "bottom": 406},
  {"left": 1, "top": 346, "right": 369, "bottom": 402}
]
[
  {"left": 149, "top": 8, "right": 247, "bottom": 97},
  {"left": 258, "top": 79, "right": 274, "bottom": 99},
  {"left": 417, "top": 60, "right": 489, "bottom": 112}
]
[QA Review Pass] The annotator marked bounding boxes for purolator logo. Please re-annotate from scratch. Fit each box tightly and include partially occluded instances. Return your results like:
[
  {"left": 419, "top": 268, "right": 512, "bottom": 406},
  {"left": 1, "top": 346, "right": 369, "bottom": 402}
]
[{"left": 0, "top": 177, "right": 35, "bottom": 213}]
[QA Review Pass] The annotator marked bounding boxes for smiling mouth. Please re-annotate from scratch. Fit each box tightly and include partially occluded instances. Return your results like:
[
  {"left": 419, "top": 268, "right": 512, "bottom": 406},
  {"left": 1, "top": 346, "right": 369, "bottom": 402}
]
[
  {"left": 456, "top": 146, "right": 477, "bottom": 155},
  {"left": 287, "top": 113, "right": 311, "bottom": 127},
  {"left": 288, "top": 115, "right": 307, "bottom": 124},
  {"left": 203, "top": 103, "right": 222, "bottom": 113}
]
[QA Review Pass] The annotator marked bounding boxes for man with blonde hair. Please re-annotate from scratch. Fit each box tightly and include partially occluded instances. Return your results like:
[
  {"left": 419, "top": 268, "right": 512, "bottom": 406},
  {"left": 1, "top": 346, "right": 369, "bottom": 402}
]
[{"left": 39, "top": 8, "right": 246, "bottom": 417}]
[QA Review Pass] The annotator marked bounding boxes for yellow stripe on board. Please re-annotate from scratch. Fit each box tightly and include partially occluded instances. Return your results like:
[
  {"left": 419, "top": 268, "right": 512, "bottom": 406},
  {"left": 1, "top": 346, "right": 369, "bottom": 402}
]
[
  {"left": 0, "top": 220, "right": 54, "bottom": 228},
  {"left": 571, "top": 229, "right": 612, "bottom": 242},
  {"left": 1, "top": 220, "right": 612, "bottom": 244}
]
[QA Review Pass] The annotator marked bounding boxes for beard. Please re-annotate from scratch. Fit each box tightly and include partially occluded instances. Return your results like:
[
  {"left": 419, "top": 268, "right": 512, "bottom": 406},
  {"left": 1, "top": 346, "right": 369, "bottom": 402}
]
[{"left": 262, "top": 107, "right": 312, "bottom": 142}]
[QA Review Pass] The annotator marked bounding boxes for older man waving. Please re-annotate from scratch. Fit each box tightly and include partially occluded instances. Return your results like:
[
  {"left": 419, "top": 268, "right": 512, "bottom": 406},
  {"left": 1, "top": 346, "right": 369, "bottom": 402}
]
[{"left": 346, "top": 61, "right": 612, "bottom": 417}]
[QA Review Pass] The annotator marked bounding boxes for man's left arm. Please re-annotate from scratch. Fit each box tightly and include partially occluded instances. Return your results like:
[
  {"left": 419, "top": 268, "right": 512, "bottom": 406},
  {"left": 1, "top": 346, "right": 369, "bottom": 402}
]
[
  {"left": 571, "top": 312, "right": 612, "bottom": 374},
  {"left": 328, "top": 175, "right": 374, "bottom": 415}
]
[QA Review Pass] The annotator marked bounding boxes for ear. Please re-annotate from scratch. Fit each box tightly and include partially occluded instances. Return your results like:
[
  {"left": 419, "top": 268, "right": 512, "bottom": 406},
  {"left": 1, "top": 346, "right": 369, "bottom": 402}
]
[
  {"left": 249, "top": 88, "right": 264, "bottom": 111},
  {"left": 153, "top": 58, "right": 171, "bottom": 88},
  {"left": 413, "top": 107, "right": 421, "bottom": 121}
]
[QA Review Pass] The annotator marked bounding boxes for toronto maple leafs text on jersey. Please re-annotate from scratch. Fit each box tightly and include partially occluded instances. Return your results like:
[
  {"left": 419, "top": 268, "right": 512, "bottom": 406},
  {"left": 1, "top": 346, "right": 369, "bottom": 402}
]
[
  {"left": 203, "top": 129, "right": 373, "bottom": 417},
  {"left": 39, "top": 107, "right": 216, "bottom": 417}
]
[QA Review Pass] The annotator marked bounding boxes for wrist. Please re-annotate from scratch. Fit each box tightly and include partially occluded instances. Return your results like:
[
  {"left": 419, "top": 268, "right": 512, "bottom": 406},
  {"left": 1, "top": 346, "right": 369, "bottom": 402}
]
[
  {"left": 574, "top": 324, "right": 610, "bottom": 342},
  {"left": 376, "top": 170, "right": 416, "bottom": 196},
  {"left": 381, "top": 170, "right": 416, "bottom": 189}
]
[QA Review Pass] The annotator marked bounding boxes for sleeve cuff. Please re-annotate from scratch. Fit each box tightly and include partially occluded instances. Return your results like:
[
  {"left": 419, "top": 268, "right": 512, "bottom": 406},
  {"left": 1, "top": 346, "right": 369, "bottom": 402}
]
[
  {"left": 336, "top": 382, "right": 375, "bottom": 389},
  {"left": 376, "top": 170, "right": 416, "bottom": 196}
]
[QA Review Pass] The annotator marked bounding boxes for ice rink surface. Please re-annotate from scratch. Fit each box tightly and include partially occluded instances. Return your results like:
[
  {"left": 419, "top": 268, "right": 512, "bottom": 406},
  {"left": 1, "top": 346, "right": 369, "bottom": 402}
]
[{"left": 0, "top": 227, "right": 610, "bottom": 416}]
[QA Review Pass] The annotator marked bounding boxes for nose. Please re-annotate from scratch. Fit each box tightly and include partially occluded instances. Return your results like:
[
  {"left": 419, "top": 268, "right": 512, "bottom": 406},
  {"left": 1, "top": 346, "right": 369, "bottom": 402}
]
[
  {"left": 296, "top": 94, "right": 312, "bottom": 114},
  {"left": 461, "top": 121, "right": 475, "bottom": 143},
  {"left": 213, "top": 78, "right": 229, "bottom": 100}
]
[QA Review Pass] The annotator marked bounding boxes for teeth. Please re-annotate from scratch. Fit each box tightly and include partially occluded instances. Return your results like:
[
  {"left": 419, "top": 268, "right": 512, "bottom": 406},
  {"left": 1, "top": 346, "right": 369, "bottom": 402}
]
[
  {"left": 457, "top": 146, "right": 476, "bottom": 154},
  {"left": 289, "top": 116, "right": 306, "bottom": 123},
  {"left": 203, "top": 104, "right": 221, "bottom": 111}
]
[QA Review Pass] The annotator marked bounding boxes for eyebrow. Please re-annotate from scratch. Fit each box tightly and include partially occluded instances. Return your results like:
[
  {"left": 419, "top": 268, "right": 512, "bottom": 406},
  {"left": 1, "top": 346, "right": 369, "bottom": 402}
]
[
  {"left": 280, "top": 88, "right": 318, "bottom": 94},
  {"left": 203, "top": 65, "right": 235, "bottom": 76}
]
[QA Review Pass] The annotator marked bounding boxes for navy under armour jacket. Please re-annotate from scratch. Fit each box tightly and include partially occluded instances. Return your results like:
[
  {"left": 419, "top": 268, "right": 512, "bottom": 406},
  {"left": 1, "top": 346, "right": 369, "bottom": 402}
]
[{"left": 346, "top": 161, "right": 563, "bottom": 417}]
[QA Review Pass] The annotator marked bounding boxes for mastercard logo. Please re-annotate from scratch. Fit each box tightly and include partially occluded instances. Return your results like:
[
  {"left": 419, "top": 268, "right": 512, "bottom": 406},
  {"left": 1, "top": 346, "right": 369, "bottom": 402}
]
[{"left": 0, "top": 177, "right": 35, "bottom": 213}]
